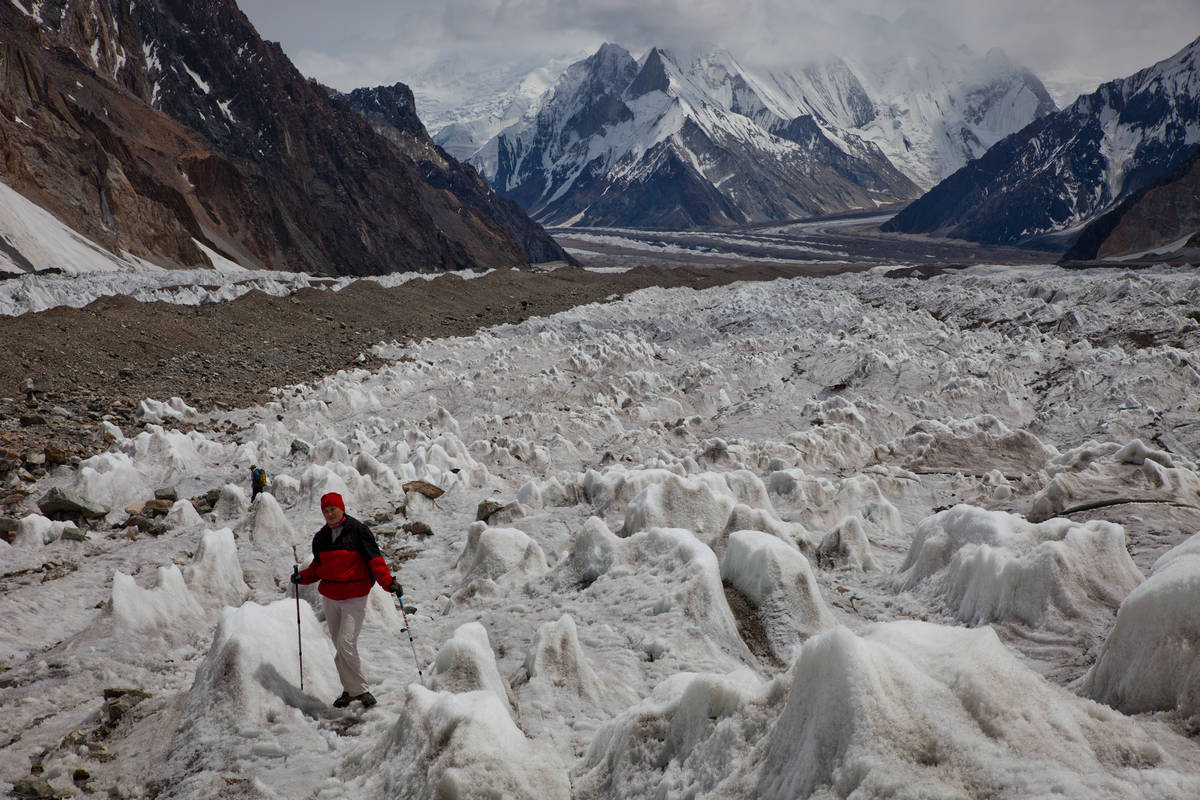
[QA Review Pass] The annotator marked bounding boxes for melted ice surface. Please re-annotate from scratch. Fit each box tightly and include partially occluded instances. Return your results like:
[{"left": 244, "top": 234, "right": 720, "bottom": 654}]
[{"left": 3, "top": 264, "right": 1200, "bottom": 798}]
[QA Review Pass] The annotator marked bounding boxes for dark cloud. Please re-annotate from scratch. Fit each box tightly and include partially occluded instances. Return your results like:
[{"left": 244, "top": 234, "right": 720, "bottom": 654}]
[{"left": 238, "top": 0, "right": 1200, "bottom": 100}]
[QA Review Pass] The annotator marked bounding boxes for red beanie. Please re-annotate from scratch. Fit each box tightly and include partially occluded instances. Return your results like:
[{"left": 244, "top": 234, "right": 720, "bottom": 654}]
[{"left": 320, "top": 492, "right": 345, "bottom": 511}]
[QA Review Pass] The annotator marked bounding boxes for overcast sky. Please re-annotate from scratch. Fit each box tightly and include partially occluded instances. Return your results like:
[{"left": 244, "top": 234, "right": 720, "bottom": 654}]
[{"left": 238, "top": 0, "right": 1200, "bottom": 102}]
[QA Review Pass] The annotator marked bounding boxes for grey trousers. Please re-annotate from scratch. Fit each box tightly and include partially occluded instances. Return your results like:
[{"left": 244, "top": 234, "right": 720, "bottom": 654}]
[{"left": 322, "top": 593, "right": 369, "bottom": 696}]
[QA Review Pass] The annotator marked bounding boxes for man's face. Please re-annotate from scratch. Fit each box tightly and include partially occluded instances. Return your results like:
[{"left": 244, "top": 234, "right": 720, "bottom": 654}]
[{"left": 322, "top": 505, "right": 345, "bottom": 526}]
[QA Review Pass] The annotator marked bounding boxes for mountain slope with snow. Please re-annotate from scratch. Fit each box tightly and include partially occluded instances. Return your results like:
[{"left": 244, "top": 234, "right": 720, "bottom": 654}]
[
  {"left": 417, "top": 52, "right": 590, "bottom": 163},
  {"left": 447, "top": 35, "right": 1055, "bottom": 229},
  {"left": 884, "top": 35, "right": 1200, "bottom": 248},
  {"left": 0, "top": 0, "right": 567, "bottom": 275},
  {"left": 843, "top": 44, "right": 1057, "bottom": 190},
  {"left": 472, "top": 44, "right": 920, "bottom": 229}
]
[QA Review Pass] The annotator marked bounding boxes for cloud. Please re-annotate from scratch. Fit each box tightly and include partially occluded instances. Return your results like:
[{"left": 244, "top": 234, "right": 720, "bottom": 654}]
[{"left": 239, "top": 0, "right": 1200, "bottom": 100}]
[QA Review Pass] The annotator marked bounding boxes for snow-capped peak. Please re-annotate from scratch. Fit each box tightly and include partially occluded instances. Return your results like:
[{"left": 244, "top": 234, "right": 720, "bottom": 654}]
[
  {"left": 472, "top": 42, "right": 919, "bottom": 229},
  {"left": 451, "top": 37, "right": 1054, "bottom": 216}
]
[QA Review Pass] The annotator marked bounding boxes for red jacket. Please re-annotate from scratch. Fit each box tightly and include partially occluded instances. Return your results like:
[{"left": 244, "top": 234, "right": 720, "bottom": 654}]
[{"left": 298, "top": 515, "right": 393, "bottom": 601}]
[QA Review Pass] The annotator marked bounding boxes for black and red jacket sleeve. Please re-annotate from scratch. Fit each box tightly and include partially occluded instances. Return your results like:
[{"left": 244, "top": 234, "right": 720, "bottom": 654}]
[
  {"left": 297, "top": 516, "right": 393, "bottom": 600},
  {"left": 357, "top": 520, "right": 394, "bottom": 589}
]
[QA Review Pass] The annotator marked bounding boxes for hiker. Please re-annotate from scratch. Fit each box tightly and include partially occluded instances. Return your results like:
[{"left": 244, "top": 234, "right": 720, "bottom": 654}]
[
  {"left": 250, "top": 465, "right": 268, "bottom": 500},
  {"left": 291, "top": 492, "right": 400, "bottom": 708}
]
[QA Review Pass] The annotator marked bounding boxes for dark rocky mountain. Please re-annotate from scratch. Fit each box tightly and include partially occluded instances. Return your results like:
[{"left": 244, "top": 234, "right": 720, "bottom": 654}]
[
  {"left": 341, "top": 84, "right": 570, "bottom": 264},
  {"left": 472, "top": 44, "right": 921, "bottom": 229},
  {"left": 883, "top": 36, "right": 1200, "bottom": 249},
  {"left": 1063, "top": 145, "right": 1200, "bottom": 261},
  {"left": 0, "top": 0, "right": 567, "bottom": 275}
]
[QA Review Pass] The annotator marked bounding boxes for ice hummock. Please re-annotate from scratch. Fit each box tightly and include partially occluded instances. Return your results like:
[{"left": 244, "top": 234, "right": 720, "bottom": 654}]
[{"left": 1081, "top": 531, "right": 1200, "bottom": 719}]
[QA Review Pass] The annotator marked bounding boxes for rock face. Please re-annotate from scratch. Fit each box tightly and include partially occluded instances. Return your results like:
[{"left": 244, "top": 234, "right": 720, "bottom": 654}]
[
  {"left": 0, "top": 0, "right": 567, "bottom": 275},
  {"left": 883, "top": 35, "right": 1200, "bottom": 249},
  {"left": 1063, "top": 145, "right": 1200, "bottom": 261},
  {"left": 37, "top": 487, "right": 107, "bottom": 520},
  {"left": 472, "top": 43, "right": 922, "bottom": 229}
]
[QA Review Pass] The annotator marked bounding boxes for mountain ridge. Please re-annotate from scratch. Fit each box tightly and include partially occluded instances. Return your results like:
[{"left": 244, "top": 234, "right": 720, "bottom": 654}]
[
  {"left": 432, "top": 39, "right": 1055, "bottom": 230},
  {"left": 883, "top": 35, "right": 1200, "bottom": 251},
  {"left": 341, "top": 83, "right": 573, "bottom": 265},
  {"left": 0, "top": 0, "right": 568, "bottom": 275},
  {"left": 469, "top": 43, "right": 923, "bottom": 229},
  {"left": 430, "top": 37, "right": 1055, "bottom": 203}
]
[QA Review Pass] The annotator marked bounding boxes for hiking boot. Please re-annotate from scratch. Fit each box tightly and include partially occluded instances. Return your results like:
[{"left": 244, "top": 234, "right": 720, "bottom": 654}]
[
  {"left": 332, "top": 692, "right": 352, "bottom": 708},
  {"left": 354, "top": 692, "right": 377, "bottom": 708}
]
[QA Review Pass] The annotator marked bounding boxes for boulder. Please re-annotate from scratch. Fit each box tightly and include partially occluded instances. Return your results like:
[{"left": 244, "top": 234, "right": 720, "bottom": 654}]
[
  {"left": 1, "top": 491, "right": 29, "bottom": 509},
  {"left": 143, "top": 499, "right": 174, "bottom": 517},
  {"left": 61, "top": 526, "right": 88, "bottom": 542},
  {"left": 102, "top": 687, "right": 151, "bottom": 727},
  {"left": 43, "top": 443, "right": 71, "bottom": 465},
  {"left": 154, "top": 487, "right": 179, "bottom": 502},
  {"left": 403, "top": 480, "right": 445, "bottom": 500},
  {"left": 11, "top": 776, "right": 63, "bottom": 799},
  {"left": 37, "top": 487, "right": 107, "bottom": 520},
  {"left": 476, "top": 499, "right": 505, "bottom": 522},
  {"left": 190, "top": 488, "right": 222, "bottom": 514},
  {"left": 20, "top": 377, "right": 48, "bottom": 395},
  {"left": 405, "top": 521, "right": 433, "bottom": 538},
  {"left": 489, "top": 502, "right": 531, "bottom": 525},
  {"left": 125, "top": 514, "right": 168, "bottom": 536}
]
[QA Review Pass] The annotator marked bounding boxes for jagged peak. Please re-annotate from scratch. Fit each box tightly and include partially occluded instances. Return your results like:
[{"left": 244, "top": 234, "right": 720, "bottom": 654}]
[
  {"left": 886, "top": 31, "right": 1200, "bottom": 249},
  {"left": 472, "top": 33, "right": 1051, "bottom": 218},
  {"left": 342, "top": 82, "right": 427, "bottom": 139},
  {"left": 593, "top": 42, "right": 633, "bottom": 63},
  {"left": 545, "top": 43, "right": 638, "bottom": 108},
  {"left": 1066, "top": 32, "right": 1200, "bottom": 115},
  {"left": 582, "top": 42, "right": 638, "bottom": 85},
  {"left": 641, "top": 46, "right": 675, "bottom": 68},
  {"left": 626, "top": 47, "right": 673, "bottom": 99}
]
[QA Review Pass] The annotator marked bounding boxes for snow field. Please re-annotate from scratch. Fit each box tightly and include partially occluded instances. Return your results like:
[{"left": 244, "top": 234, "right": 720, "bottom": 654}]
[{"left": 3, "top": 265, "right": 1200, "bottom": 797}]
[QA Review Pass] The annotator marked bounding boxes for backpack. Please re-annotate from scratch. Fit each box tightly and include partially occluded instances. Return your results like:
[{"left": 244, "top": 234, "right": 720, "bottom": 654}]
[{"left": 252, "top": 467, "right": 267, "bottom": 489}]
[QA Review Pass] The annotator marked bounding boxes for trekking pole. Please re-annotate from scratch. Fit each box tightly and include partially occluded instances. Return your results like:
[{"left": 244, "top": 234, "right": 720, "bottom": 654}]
[
  {"left": 393, "top": 587, "right": 425, "bottom": 686},
  {"left": 293, "top": 565, "right": 304, "bottom": 692}
]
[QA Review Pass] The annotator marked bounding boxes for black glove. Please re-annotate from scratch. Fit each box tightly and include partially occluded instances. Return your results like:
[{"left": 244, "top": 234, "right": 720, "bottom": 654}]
[
  {"left": 290, "top": 571, "right": 302, "bottom": 585},
  {"left": 387, "top": 579, "right": 403, "bottom": 596}
]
